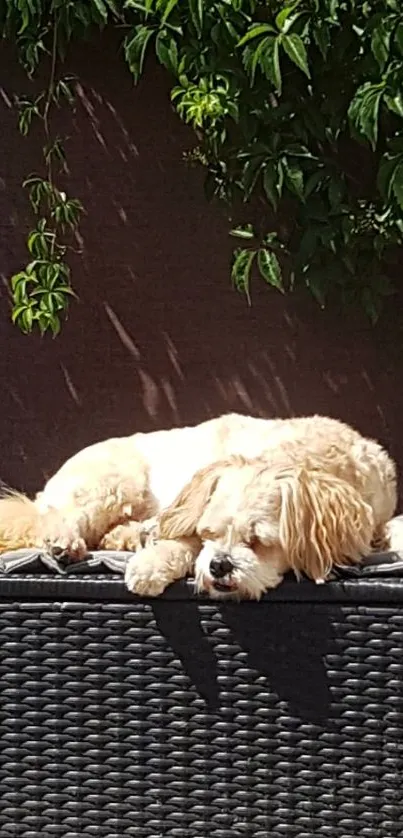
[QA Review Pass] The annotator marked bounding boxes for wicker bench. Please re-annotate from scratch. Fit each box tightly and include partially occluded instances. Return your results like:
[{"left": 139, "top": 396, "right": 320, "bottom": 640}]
[{"left": 0, "top": 557, "right": 402, "bottom": 838}]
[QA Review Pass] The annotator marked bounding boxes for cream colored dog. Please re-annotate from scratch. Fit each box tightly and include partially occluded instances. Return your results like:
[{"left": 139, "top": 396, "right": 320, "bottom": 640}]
[
  {"left": 0, "top": 413, "right": 397, "bottom": 599},
  {"left": 127, "top": 417, "right": 398, "bottom": 599}
]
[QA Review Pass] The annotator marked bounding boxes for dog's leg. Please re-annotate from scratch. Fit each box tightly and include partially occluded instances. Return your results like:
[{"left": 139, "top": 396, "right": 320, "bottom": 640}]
[
  {"left": 41, "top": 512, "right": 88, "bottom": 559},
  {"left": 99, "top": 518, "right": 158, "bottom": 552},
  {"left": 125, "top": 536, "right": 201, "bottom": 597}
]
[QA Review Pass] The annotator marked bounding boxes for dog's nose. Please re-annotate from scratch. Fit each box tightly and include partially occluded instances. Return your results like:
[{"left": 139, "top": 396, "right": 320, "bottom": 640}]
[{"left": 210, "top": 555, "right": 233, "bottom": 578}]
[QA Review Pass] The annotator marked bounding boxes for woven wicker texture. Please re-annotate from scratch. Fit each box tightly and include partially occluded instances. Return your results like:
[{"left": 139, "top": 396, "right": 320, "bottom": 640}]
[{"left": 0, "top": 584, "right": 402, "bottom": 837}]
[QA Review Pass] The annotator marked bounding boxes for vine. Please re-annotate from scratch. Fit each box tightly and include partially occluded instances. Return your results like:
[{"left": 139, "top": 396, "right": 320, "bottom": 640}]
[
  {"left": 2, "top": 0, "right": 120, "bottom": 335},
  {"left": 10, "top": 11, "right": 85, "bottom": 334},
  {"left": 2, "top": 0, "right": 403, "bottom": 333}
]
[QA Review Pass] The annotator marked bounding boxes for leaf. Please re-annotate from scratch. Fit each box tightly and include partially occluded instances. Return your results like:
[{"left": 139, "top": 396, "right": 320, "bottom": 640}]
[
  {"left": 297, "top": 227, "right": 318, "bottom": 268},
  {"left": 231, "top": 248, "right": 256, "bottom": 303},
  {"left": 284, "top": 143, "right": 316, "bottom": 159},
  {"left": 125, "top": 26, "right": 155, "bottom": 83},
  {"left": 12, "top": 304, "right": 30, "bottom": 324},
  {"left": 377, "top": 153, "right": 402, "bottom": 198},
  {"left": 104, "top": 0, "right": 122, "bottom": 14},
  {"left": 230, "top": 225, "right": 255, "bottom": 240},
  {"left": 257, "top": 249, "right": 283, "bottom": 292},
  {"left": 306, "top": 271, "right": 326, "bottom": 308},
  {"left": 27, "top": 231, "right": 39, "bottom": 255},
  {"left": 91, "top": 0, "right": 108, "bottom": 22},
  {"left": 392, "top": 162, "right": 403, "bottom": 210},
  {"left": 281, "top": 33, "right": 310, "bottom": 78},
  {"left": 246, "top": 37, "right": 268, "bottom": 85},
  {"left": 11, "top": 271, "right": 28, "bottom": 291},
  {"left": 161, "top": 0, "right": 179, "bottom": 24},
  {"left": 21, "top": 307, "right": 34, "bottom": 333},
  {"left": 155, "top": 32, "right": 178, "bottom": 73},
  {"left": 384, "top": 91, "right": 403, "bottom": 118},
  {"left": 263, "top": 160, "right": 283, "bottom": 210},
  {"left": 348, "top": 82, "right": 385, "bottom": 149},
  {"left": 275, "top": 1, "right": 300, "bottom": 32},
  {"left": 50, "top": 316, "right": 62, "bottom": 337},
  {"left": 260, "top": 37, "right": 282, "bottom": 93},
  {"left": 313, "top": 21, "right": 330, "bottom": 58},
  {"left": 188, "top": 0, "right": 203, "bottom": 36},
  {"left": 283, "top": 158, "right": 304, "bottom": 199},
  {"left": 238, "top": 24, "right": 276, "bottom": 47},
  {"left": 394, "top": 22, "right": 403, "bottom": 56},
  {"left": 371, "top": 21, "right": 391, "bottom": 71},
  {"left": 242, "top": 155, "right": 264, "bottom": 199}
]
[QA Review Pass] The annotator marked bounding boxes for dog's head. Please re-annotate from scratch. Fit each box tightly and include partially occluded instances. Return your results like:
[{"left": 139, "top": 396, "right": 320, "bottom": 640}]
[{"left": 159, "top": 457, "right": 374, "bottom": 599}]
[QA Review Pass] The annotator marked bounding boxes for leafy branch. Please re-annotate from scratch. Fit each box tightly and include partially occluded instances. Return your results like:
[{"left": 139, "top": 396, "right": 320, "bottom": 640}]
[
  {"left": 124, "top": 0, "right": 403, "bottom": 320},
  {"left": 11, "top": 8, "right": 85, "bottom": 336},
  {"left": 2, "top": 0, "right": 403, "bottom": 330}
]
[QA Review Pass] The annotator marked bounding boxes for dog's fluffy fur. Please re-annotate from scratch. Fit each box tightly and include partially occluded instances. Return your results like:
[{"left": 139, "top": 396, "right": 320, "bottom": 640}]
[{"left": 0, "top": 413, "right": 397, "bottom": 598}]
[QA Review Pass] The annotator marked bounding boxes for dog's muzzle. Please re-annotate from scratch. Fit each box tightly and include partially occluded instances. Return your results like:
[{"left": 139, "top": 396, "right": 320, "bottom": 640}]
[
  {"left": 210, "top": 554, "right": 233, "bottom": 578},
  {"left": 209, "top": 554, "right": 237, "bottom": 593}
]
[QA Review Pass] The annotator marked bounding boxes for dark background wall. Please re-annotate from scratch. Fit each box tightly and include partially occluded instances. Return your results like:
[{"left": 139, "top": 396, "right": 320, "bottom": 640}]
[{"left": 0, "top": 30, "right": 402, "bottom": 502}]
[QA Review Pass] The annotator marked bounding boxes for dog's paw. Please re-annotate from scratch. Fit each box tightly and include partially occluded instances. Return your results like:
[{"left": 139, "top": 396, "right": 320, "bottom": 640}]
[
  {"left": 100, "top": 519, "right": 158, "bottom": 552},
  {"left": 124, "top": 548, "right": 170, "bottom": 597},
  {"left": 100, "top": 522, "right": 143, "bottom": 552},
  {"left": 43, "top": 534, "right": 87, "bottom": 561}
]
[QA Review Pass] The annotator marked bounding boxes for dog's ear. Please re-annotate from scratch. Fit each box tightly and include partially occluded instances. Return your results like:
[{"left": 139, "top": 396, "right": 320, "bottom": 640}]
[
  {"left": 159, "top": 456, "right": 245, "bottom": 539},
  {"left": 159, "top": 460, "right": 227, "bottom": 539},
  {"left": 277, "top": 468, "right": 374, "bottom": 580}
]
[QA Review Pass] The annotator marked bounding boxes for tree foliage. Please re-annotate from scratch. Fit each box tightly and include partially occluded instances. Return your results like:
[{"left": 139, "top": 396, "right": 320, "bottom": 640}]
[{"left": 1, "top": 0, "right": 403, "bottom": 332}]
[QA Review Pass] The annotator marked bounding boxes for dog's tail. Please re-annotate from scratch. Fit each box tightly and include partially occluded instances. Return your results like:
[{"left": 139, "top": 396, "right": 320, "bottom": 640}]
[{"left": 0, "top": 491, "right": 46, "bottom": 551}]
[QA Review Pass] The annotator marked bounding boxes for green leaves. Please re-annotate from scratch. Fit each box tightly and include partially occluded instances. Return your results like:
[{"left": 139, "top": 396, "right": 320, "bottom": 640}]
[
  {"left": 394, "top": 22, "right": 403, "bottom": 56},
  {"left": 91, "top": 0, "right": 110, "bottom": 23},
  {"left": 378, "top": 147, "right": 403, "bottom": 210},
  {"left": 11, "top": 10, "right": 83, "bottom": 337},
  {"left": 155, "top": 31, "right": 178, "bottom": 74},
  {"left": 231, "top": 248, "right": 255, "bottom": 304},
  {"left": 348, "top": 82, "right": 385, "bottom": 149},
  {"left": 188, "top": 0, "right": 203, "bottom": 36},
  {"left": 260, "top": 37, "right": 281, "bottom": 92},
  {"left": 257, "top": 249, "right": 283, "bottom": 292},
  {"left": 125, "top": 25, "right": 154, "bottom": 83},
  {"left": 160, "top": 0, "right": 179, "bottom": 25},
  {"left": 283, "top": 157, "right": 304, "bottom": 199},
  {"left": 231, "top": 242, "right": 284, "bottom": 302},
  {"left": 240, "top": 29, "right": 310, "bottom": 91},
  {"left": 280, "top": 33, "right": 310, "bottom": 78},
  {"left": 5, "top": 0, "right": 403, "bottom": 328},
  {"left": 263, "top": 159, "right": 283, "bottom": 210},
  {"left": 10, "top": 255, "right": 75, "bottom": 337},
  {"left": 17, "top": 95, "right": 43, "bottom": 136},
  {"left": 238, "top": 24, "right": 276, "bottom": 47},
  {"left": 371, "top": 20, "right": 391, "bottom": 71},
  {"left": 230, "top": 224, "right": 255, "bottom": 240},
  {"left": 171, "top": 75, "right": 236, "bottom": 129}
]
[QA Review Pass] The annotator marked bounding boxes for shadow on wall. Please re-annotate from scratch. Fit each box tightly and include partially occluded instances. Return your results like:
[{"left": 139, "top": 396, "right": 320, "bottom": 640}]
[{"left": 0, "top": 29, "right": 402, "bottom": 498}]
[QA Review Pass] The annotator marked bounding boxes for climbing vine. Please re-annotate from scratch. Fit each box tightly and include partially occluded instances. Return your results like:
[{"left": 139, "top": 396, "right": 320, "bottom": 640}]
[
  {"left": 2, "top": 0, "right": 403, "bottom": 333},
  {"left": 13, "top": 38, "right": 84, "bottom": 334}
]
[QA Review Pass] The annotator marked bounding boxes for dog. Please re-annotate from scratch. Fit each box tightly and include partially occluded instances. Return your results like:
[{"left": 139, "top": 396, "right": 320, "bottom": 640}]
[
  {"left": 0, "top": 414, "right": 397, "bottom": 599},
  {"left": 125, "top": 418, "right": 397, "bottom": 598},
  {"left": 0, "top": 412, "right": 301, "bottom": 558}
]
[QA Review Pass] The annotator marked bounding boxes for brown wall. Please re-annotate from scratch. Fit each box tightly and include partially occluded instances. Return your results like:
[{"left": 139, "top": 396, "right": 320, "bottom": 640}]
[{"left": 0, "top": 30, "right": 402, "bottom": 502}]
